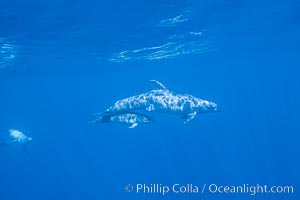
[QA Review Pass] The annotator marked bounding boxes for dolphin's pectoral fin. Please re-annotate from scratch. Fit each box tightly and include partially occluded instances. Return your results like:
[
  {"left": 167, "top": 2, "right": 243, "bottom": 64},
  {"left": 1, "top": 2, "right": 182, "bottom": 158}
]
[
  {"left": 150, "top": 80, "right": 167, "bottom": 90},
  {"left": 129, "top": 123, "right": 138, "bottom": 128},
  {"left": 182, "top": 112, "right": 197, "bottom": 123}
]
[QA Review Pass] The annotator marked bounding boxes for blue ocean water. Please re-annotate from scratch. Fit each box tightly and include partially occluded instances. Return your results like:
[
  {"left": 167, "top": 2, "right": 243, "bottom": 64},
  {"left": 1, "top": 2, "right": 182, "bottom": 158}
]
[{"left": 0, "top": 0, "right": 299, "bottom": 199}]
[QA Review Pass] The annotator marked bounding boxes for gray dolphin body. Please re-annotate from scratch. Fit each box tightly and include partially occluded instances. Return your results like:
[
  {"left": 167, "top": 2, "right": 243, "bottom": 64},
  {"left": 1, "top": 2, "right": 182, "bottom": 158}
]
[
  {"left": 93, "top": 112, "right": 155, "bottom": 128},
  {"left": 95, "top": 80, "right": 219, "bottom": 125},
  {"left": 0, "top": 129, "right": 32, "bottom": 154}
]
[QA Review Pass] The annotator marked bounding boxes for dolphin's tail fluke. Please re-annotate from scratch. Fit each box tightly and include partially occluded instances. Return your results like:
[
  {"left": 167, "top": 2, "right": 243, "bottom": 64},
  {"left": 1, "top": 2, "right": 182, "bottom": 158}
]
[
  {"left": 23, "top": 144, "right": 29, "bottom": 154},
  {"left": 93, "top": 112, "right": 105, "bottom": 116},
  {"left": 89, "top": 119, "right": 103, "bottom": 124},
  {"left": 23, "top": 140, "right": 32, "bottom": 155},
  {"left": 93, "top": 108, "right": 112, "bottom": 116},
  {"left": 90, "top": 114, "right": 112, "bottom": 124}
]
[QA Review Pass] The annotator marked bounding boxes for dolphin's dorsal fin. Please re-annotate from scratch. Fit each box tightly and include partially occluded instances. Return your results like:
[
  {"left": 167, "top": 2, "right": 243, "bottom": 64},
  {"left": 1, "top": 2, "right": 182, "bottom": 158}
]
[{"left": 150, "top": 80, "right": 167, "bottom": 90}]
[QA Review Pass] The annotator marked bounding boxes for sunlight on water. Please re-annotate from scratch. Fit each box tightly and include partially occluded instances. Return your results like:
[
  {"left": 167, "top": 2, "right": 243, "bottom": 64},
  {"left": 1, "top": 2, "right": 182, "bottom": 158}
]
[
  {"left": 158, "top": 14, "right": 189, "bottom": 27},
  {"left": 0, "top": 38, "right": 17, "bottom": 68},
  {"left": 109, "top": 29, "right": 212, "bottom": 62},
  {"left": 108, "top": 8, "right": 214, "bottom": 62}
]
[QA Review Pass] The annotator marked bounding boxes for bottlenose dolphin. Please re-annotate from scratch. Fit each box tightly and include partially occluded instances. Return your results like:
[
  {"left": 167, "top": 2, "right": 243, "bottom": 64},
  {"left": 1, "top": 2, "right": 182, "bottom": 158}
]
[
  {"left": 95, "top": 80, "right": 219, "bottom": 124},
  {"left": 92, "top": 112, "right": 155, "bottom": 128},
  {"left": 0, "top": 129, "right": 32, "bottom": 154}
]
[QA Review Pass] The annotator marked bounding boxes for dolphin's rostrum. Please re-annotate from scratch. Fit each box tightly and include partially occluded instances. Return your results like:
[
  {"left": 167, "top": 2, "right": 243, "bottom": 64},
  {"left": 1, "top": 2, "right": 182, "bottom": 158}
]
[{"left": 93, "top": 80, "right": 219, "bottom": 128}]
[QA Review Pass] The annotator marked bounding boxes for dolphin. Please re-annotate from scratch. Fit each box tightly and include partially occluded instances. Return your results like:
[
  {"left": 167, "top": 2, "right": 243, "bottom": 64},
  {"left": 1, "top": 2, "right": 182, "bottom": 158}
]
[
  {"left": 95, "top": 80, "right": 219, "bottom": 124},
  {"left": 92, "top": 112, "right": 155, "bottom": 128},
  {"left": 0, "top": 129, "right": 32, "bottom": 154}
]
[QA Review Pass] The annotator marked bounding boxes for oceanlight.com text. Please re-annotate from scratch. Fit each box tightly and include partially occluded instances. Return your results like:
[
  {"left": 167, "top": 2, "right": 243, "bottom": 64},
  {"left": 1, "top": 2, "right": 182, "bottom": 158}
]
[{"left": 207, "top": 183, "right": 294, "bottom": 195}]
